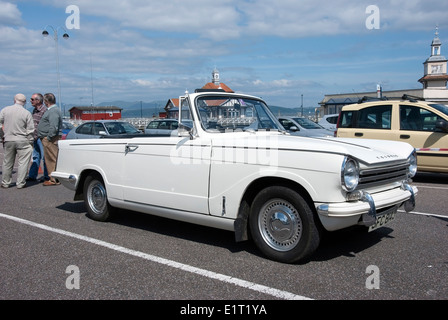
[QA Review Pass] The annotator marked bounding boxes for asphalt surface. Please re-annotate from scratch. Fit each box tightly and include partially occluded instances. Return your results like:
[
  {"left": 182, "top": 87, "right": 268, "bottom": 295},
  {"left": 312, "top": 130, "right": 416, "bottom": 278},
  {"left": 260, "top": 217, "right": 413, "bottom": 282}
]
[{"left": 1, "top": 148, "right": 447, "bottom": 308}]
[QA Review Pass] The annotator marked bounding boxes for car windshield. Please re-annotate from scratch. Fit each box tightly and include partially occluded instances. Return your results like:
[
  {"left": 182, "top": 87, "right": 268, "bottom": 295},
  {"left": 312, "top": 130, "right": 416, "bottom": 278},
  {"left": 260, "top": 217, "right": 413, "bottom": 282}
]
[
  {"left": 104, "top": 122, "right": 140, "bottom": 135},
  {"left": 195, "top": 95, "right": 281, "bottom": 132},
  {"left": 292, "top": 117, "right": 323, "bottom": 129},
  {"left": 429, "top": 104, "right": 448, "bottom": 116}
]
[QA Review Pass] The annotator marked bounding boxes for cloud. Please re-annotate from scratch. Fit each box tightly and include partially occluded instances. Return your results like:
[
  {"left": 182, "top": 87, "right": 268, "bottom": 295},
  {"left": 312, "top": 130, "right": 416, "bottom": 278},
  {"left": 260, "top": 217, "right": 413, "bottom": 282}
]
[
  {"left": 0, "top": 0, "right": 446, "bottom": 110},
  {"left": 0, "top": 1, "right": 23, "bottom": 26},
  {"left": 29, "top": 0, "right": 448, "bottom": 38}
]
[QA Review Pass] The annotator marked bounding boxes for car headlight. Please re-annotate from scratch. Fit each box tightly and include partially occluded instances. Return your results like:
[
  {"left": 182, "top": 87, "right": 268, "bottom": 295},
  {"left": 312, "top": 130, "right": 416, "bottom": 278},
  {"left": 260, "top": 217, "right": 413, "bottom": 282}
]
[
  {"left": 407, "top": 150, "right": 417, "bottom": 178},
  {"left": 341, "top": 157, "right": 359, "bottom": 192}
]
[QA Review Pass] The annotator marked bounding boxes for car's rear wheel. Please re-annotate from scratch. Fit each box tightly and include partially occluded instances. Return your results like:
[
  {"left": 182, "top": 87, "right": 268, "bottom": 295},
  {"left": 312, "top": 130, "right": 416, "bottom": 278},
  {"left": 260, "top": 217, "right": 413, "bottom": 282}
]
[
  {"left": 83, "top": 173, "right": 113, "bottom": 221},
  {"left": 249, "top": 186, "right": 321, "bottom": 263}
]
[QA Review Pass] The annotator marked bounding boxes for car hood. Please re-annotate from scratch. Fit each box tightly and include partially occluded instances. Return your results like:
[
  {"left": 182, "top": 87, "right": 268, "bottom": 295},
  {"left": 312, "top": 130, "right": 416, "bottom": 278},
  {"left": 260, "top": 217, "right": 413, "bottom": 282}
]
[
  {"left": 211, "top": 133, "right": 414, "bottom": 166},
  {"left": 289, "top": 128, "right": 333, "bottom": 137}
]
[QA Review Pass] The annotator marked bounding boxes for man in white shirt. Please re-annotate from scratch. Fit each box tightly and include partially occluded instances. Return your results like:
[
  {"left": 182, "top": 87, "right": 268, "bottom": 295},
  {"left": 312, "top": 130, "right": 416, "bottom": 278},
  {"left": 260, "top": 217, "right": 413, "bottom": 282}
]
[{"left": 0, "top": 93, "right": 34, "bottom": 189}]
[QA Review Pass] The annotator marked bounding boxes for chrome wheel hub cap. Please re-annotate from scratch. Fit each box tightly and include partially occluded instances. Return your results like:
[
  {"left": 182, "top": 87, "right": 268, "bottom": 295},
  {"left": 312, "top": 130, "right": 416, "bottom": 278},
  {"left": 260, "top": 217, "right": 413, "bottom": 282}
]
[
  {"left": 88, "top": 181, "right": 107, "bottom": 215},
  {"left": 259, "top": 199, "right": 302, "bottom": 251}
]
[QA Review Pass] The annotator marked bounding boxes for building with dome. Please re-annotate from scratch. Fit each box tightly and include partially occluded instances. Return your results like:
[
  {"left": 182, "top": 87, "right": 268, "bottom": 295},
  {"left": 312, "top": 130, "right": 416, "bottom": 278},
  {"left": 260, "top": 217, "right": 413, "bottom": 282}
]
[{"left": 164, "top": 68, "right": 234, "bottom": 118}]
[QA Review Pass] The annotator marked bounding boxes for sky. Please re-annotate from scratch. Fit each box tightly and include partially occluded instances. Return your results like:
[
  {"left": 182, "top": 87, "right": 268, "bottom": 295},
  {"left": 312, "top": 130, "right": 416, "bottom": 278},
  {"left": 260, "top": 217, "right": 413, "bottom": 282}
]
[{"left": 0, "top": 0, "right": 447, "bottom": 113}]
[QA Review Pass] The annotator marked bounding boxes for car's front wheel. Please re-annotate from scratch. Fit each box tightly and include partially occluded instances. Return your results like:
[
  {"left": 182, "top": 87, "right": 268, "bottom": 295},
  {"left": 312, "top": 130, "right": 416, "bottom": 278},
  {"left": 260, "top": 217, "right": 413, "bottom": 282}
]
[
  {"left": 83, "top": 173, "right": 113, "bottom": 221},
  {"left": 249, "top": 186, "right": 321, "bottom": 263}
]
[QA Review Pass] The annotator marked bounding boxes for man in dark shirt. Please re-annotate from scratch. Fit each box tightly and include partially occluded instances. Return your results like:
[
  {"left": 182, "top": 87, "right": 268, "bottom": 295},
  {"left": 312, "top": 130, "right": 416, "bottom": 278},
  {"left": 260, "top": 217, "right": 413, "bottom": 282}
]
[{"left": 37, "top": 93, "right": 62, "bottom": 186}]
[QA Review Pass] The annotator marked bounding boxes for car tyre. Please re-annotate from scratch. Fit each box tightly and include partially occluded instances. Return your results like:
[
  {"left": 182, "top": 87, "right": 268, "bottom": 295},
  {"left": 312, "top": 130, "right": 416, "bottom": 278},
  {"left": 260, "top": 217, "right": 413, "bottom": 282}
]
[
  {"left": 249, "top": 186, "right": 321, "bottom": 263},
  {"left": 84, "top": 173, "right": 113, "bottom": 221}
]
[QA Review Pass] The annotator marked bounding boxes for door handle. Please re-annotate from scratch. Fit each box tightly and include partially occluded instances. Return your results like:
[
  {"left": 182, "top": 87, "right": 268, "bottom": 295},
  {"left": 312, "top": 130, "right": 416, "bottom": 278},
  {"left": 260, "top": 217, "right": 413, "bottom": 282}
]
[
  {"left": 355, "top": 132, "right": 363, "bottom": 137},
  {"left": 125, "top": 144, "right": 139, "bottom": 154},
  {"left": 400, "top": 135, "right": 410, "bottom": 139}
]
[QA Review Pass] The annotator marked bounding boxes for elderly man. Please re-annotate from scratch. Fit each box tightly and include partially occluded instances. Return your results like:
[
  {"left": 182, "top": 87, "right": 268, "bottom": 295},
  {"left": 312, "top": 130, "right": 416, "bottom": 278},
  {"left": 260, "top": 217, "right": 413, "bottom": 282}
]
[
  {"left": 37, "top": 93, "right": 62, "bottom": 186},
  {"left": 0, "top": 93, "right": 34, "bottom": 189}
]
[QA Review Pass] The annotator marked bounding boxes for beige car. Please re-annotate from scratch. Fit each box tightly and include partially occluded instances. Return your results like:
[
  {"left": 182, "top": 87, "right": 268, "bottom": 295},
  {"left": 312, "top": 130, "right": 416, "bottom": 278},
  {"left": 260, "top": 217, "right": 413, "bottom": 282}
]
[{"left": 336, "top": 96, "right": 448, "bottom": 173}]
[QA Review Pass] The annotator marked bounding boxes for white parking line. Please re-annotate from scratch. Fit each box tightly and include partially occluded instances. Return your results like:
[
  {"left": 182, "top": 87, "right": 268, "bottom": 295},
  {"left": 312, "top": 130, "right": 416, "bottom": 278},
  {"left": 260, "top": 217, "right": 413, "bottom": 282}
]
[
  {"left": 0, "top": 212, "right": 311, "bottom": 300},
  {"left": 399, "top": 210, "right": 448, "bottom": 219},
  {"left": 413, "top": 185, "right": 448, "bottom": 191}
]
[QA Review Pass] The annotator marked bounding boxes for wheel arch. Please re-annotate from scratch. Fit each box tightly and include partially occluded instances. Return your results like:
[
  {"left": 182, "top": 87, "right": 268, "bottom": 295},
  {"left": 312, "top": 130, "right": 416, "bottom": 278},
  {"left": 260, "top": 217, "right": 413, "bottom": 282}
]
[
  {"left": 234, "top": 177, "right": 317, "bottom": 242},
  {"left": 74, "top": 169, "right": 103, "bottom": 201}
]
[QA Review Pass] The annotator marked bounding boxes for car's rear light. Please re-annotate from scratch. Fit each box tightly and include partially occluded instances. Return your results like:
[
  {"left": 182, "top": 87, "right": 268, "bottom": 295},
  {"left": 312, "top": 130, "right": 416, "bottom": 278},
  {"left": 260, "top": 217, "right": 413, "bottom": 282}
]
[{"left": 334, "top": 112, "right": 342, "bottom": 137}]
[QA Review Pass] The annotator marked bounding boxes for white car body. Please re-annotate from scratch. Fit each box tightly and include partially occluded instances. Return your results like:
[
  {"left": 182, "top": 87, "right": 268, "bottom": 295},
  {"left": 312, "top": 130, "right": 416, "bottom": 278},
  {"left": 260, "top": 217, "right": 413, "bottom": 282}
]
[
  {"left": 318, "top": 113, "right": 339, "bottom": 130},
  {"left": 52, "top": 91, "right": 417, "bottom": 263},
  {"left": 278, "top": 116, "right": 333, "bottom": 137}
]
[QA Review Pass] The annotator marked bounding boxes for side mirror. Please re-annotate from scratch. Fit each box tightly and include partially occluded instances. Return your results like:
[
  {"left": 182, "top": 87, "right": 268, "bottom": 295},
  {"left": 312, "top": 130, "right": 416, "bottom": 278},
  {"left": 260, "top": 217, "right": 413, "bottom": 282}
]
[
  {"left": 99, "top": 131, "right": 107, "bottom": 136},
  {"left": 289, "top": 126, "right": 299, "bottom": 132},
  {"left": 178, "top": 121, "right": 195, "bottom": 139},
  {"left": 436, "top": 119, "right": 448, "bottom": 133}
]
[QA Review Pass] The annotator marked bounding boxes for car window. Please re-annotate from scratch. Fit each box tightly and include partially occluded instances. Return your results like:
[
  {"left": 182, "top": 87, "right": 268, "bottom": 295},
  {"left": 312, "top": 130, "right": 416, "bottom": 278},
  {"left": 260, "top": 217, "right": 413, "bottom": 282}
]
[
  {"left": 146, "top": 121, "right": 159, "bottom": 129},
  {"left": 120, "top": 122, "right": 140, "bottom": 134},
  {"left": 104, "top": 122, "right": 122, "bottom": 134},
  {"left": 428, "top": 103, "right": 448, "bottom": 116},
  {"left": 357, "top": 105, "right": 391, "bottom": 129},
  {"left": 158, "top": 121, "right": 170, "bottom": 130},
  {"left": 105, "top": 122, "right": 139, "bottom": 134},
  {"left": 400, "top": 105, "right": 443, "bottom": 132},
  {"left": 279, "top": 119, "right": 295, "bottom": 130},
  {"left": 292, "top": 117, "right": 322, "bottom": 129},
  {"left": 339, "top": 111, "right": 354, "bottom": 128},
  {"left": 170, "top": 121, "right": 178, "bottom": 130},
  {"left": 195, "top": 96, "right": 280, "bottom": 132},
  {"left": 77, "top": 123, "right": 93, "bottom": 135},
  {"left": 93, "top": 122, "right": 105, "bottom": 135},
  {"left": 327, "top": 116, "right": 338, "bottom": 125}
]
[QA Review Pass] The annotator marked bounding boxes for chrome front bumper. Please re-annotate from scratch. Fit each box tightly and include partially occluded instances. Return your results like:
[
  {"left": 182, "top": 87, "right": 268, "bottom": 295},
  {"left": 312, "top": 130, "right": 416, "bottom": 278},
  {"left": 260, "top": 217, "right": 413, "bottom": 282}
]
[{"left": 316, "top": 183, "right": 417, "bottom": 231}]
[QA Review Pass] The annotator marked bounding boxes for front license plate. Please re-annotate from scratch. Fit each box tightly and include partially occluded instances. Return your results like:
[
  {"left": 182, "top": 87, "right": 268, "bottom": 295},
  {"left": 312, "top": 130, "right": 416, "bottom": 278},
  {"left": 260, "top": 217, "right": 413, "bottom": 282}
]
[{"left": 368, "top": 207, "right": 398, "bottom": 232}]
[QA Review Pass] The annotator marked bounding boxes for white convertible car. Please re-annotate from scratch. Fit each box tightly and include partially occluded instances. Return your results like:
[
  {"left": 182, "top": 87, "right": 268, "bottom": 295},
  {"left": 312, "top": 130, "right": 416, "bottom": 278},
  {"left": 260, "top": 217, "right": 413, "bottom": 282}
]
[{"left": 52, "top": 90, "right": 417, "bottom": 263}]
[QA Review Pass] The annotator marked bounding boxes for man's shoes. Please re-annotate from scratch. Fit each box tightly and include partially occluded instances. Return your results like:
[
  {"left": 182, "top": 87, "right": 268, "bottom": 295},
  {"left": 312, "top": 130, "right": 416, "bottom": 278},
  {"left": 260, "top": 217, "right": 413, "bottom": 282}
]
[
  {"left": 17, "top": 185, "right": 26, "bottom": 189},
  {"left": 43, "top": 180, "right": 61, "bottom": 186},
  {"left": 1, "top": 184, "right": 9, "bottom": 189}
]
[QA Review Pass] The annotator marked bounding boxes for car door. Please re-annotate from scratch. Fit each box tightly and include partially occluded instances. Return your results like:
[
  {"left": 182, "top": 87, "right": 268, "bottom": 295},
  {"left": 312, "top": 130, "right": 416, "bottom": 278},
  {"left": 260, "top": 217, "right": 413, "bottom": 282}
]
[
  {"left": 398, "top": 104, "right": 448, "bottom": 172},
  {"left": 122, "top": 107, "right": 212, "bottom": 214},
  {"left": 157, "top": 120, "right": 171, "bottom": 135},
  {"left": 75, "top": 122, "right": 95, "bottom": 139},
  {"left": 144, "top": 120, "right": 159, "bottom": 135},
  {"left": 92, "top": 122, "right": 106, "bottom": 137},
  {"left": 338, "top": 104, "right": 393, "bottom": 140}
]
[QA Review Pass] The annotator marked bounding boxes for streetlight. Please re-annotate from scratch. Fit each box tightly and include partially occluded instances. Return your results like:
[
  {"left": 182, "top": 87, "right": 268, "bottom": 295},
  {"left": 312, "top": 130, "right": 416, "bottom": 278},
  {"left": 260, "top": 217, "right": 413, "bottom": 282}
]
[
  {"left": 301, "top": 94, "right": 303, "bottom": 117},
  {"left": 42, "top": 25, "right": 69, "bottom": 116}
]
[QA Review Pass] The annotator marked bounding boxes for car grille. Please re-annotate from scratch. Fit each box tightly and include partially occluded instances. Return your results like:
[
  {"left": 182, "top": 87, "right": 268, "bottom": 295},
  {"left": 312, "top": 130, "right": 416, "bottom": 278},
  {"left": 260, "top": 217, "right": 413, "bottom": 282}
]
[{"left": 358, "top": 163, "right": 408, "bottom": 189}]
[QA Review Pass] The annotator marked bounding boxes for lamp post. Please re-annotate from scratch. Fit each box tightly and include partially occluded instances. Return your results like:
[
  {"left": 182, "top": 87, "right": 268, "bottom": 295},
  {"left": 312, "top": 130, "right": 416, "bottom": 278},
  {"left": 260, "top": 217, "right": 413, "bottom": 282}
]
[
  {"left": 42, "top": 26, "right": 69, "bottom": 116},
  {"left": 301, "top": 94, "right": 303, "bottom": 117}
]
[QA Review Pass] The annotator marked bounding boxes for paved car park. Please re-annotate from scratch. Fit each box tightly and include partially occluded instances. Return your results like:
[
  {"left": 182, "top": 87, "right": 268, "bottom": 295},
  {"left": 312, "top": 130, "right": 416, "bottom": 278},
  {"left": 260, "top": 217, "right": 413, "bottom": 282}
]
[{"left": 0, "top": 147, "right": 447, "bottom": 303}]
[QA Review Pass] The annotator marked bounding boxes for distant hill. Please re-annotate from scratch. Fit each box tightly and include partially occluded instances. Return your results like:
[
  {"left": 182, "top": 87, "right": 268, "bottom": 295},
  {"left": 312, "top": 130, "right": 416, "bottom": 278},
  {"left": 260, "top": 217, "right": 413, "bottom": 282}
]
[
  {"left": 269, "top": 105, "right": 306, "bottom": 116},
  {"left": 97, "top": 100, "right": 167, "bottom": 118},
  {"left": 63, "top": 100, "right": 314, "bottom": 118}
]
